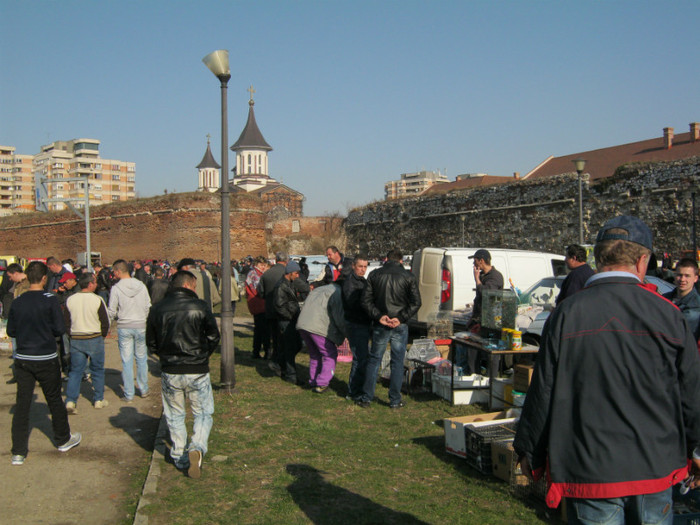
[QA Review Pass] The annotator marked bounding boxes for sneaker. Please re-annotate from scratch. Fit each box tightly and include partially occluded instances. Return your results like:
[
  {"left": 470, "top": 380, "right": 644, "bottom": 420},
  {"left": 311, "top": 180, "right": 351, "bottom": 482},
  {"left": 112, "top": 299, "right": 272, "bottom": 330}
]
[
  {"left": 390, "top": 401, "right": 406, "bottom": 410},
  {"left": 268, "top": 361, "right": 282, "bottom": 377},
  {"left": 65, "top": 401, "right": 78, "bottom": 415},
  {"left": 121, "top": 396, "right": 134, "bottom": 403},
  {"left": 188, "top": 449, "right": 202, "bottom": 479},
  {"left": 139, "top": 390, "right": 150, "bottom": 399},
  {"left": 58, "top": 433, "right": 82, "bottom": 452},
  {"left": 94, "top": 399, "right": 109, "bottom": 409},
  {"left": 355, "top": 400, "right": 371, "bottom": 408},
  {"left": 11, "top": 455, "right": 25, "bottom": 466},
  {"left": 312, "top": 386, "right": 328, "bottom": 394}
]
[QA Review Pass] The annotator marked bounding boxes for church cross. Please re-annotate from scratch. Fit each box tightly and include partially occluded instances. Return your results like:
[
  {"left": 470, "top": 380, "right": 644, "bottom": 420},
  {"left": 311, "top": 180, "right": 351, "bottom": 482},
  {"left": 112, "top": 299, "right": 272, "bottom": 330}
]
[{"left": 248, "top": 85, "right": 255, "bottom": 101}]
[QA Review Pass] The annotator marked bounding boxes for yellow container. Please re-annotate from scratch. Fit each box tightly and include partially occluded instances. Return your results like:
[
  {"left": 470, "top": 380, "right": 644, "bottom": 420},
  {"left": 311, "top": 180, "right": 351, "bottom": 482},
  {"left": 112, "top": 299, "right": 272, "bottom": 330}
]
[{"left": 511, "top": 330, "right": 522, "bottom": 351}]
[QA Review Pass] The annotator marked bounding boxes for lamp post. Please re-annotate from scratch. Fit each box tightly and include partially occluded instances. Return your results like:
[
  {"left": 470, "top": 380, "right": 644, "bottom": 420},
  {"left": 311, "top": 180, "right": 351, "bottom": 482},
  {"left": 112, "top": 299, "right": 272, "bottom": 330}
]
[
  {"left": 203, "top": 50, "right": 235, "bottom": 392},
  {"left": 572, "top": 158, "right": 586, "bottom": 244}
]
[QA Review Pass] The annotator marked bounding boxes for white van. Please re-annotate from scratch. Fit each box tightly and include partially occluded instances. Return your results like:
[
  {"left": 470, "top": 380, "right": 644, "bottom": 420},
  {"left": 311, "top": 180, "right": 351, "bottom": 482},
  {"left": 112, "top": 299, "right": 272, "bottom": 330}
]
[{"left": 410, "top": 247, "right": 566, "bottom": 330}]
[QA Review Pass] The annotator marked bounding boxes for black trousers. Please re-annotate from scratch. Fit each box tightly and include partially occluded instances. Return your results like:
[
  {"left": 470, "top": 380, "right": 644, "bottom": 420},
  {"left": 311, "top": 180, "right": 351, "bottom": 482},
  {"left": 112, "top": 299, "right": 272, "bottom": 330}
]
[
  {"left": 267, "top": 317, "right": 280, "bottom": 362},
  {"left": 278, "top": 319, "right": 301, "bottom": 382},
  {"left": 253, "top": 313, "right": 270, "bottom": 357},
  {"left": 12, "top": 358, "right": 71, "bottom": 456}
]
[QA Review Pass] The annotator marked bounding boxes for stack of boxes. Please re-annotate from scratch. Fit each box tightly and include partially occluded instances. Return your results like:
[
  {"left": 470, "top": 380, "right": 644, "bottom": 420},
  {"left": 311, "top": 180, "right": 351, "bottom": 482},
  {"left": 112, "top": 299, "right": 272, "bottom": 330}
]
[{"left": 442, "top": 360, "right": 546, "bottom": 503}]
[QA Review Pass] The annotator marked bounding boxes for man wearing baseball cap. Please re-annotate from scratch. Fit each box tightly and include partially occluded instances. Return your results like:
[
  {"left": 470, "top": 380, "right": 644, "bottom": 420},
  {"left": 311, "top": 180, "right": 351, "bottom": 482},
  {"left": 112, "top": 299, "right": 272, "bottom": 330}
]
[
  {"left": 272, "top": 261, "right": 308, "bottom": 384},
  {"left": 467, "top": 249, "right": 504, "bottom": 330},
  {"left": 514, "top": 216, "right": 700, "bottom": 522}
]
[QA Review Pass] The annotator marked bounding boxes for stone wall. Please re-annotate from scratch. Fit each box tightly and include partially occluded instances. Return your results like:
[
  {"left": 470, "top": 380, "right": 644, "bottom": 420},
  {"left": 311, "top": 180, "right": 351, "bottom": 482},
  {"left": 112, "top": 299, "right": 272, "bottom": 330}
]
[
  {"left": 0, "top": 192, "right": 267, "bottom": 263},
  {"left": 345, "top": 157, "right": 700, "bottom": 259}
]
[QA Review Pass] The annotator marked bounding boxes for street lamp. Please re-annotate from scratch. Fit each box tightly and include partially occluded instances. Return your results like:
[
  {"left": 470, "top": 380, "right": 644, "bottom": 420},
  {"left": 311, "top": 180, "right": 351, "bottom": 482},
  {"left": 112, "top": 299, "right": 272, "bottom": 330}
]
[
  {"left": 203, "top": 50, "right": 235, "bottom": 392},
  {"left": 572, "top": 158, "right": 586, "bottom": 244}
]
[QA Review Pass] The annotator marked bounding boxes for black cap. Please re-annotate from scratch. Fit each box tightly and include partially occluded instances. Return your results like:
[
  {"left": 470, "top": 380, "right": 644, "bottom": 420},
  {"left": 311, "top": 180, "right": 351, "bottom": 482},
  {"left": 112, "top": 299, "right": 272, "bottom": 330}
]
[{"left": 468, "top": 249, "right": 491, "bottom": 261}]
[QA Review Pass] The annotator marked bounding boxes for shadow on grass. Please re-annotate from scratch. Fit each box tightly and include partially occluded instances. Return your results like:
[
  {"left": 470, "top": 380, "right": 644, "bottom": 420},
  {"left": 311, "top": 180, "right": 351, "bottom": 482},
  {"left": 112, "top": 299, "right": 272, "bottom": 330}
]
[{"left": 286, "top": 463, "right": 430, "bottom": 525}]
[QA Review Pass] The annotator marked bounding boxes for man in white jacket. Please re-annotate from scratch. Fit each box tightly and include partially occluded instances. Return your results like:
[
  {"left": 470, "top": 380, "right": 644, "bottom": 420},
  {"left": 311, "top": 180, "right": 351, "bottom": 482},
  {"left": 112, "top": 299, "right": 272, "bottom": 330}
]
[{"left": 108, "top": 259, "right": 151, "bottom": 402}]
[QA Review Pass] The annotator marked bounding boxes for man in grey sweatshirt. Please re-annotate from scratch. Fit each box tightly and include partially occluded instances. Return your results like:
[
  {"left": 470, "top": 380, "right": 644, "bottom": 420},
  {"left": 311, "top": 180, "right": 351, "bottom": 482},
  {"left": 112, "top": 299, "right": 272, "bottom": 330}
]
[{"left": 108, "top": 259, "right": 152, "bottom": 401}]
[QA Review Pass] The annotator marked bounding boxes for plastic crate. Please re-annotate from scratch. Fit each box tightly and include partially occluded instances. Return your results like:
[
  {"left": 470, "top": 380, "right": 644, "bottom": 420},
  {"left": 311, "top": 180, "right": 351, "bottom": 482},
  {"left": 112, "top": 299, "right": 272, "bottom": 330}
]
[
  {"left": 465, "top": 420, "right": 517, "bottom": 474},
  {"left": 337, "top": 339, "right": 352, "bottom": 363}
]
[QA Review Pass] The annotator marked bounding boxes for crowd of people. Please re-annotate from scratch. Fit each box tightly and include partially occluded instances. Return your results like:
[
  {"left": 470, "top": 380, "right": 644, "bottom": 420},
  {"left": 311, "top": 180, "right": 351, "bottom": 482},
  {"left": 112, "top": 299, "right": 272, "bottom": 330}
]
[{"left": 7, "top": 216, "right": 700, "bottom": 522}]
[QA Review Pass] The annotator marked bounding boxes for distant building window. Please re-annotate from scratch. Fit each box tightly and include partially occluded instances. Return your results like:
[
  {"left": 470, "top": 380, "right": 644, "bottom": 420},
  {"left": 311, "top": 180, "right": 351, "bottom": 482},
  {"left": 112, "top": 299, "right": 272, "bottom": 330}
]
[
  {"left": 292, "top": 220, "right": 300, "bottom": 233},
  {"left": 319, "top": 220, "right": 327, "bottom": 232},
  {"left": 112, "top": 175, "right": 120, "bottom": 181}
]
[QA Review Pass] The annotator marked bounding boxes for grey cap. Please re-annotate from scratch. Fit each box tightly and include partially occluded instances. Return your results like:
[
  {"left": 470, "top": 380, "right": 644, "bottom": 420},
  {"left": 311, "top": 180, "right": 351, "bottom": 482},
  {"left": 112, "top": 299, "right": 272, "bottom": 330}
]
[
  {"left": 596, "top": 215, "right": 653, "bottom": 250},
  {"left": 285, "top": 261, "right": 301, "bottom": 274}
]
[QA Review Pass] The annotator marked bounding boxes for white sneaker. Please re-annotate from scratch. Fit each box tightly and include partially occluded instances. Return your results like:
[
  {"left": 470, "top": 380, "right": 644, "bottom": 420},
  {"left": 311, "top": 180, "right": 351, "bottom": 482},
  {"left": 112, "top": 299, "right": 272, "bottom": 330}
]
[
  {"left": 11, "top": 455, "right": 25, "bottom": 466},
  {"left": 65, "top": 401, "right": 78, "bottom": 415},
  {"left": 58, "top": 433, "right": 82, "bottom": 452},
  {"left": 94, "top": 400, "right": 109, "bottom": 409}
]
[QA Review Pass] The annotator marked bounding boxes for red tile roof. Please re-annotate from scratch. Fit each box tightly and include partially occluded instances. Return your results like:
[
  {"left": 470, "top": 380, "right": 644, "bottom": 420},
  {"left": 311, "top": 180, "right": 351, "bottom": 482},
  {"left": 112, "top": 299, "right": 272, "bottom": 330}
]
[
  {"left": 421, "top": 175, "right": 513, "bottom": 195},
  {"left": 525, "top": 127, "right": 700, "bottom": 181}
]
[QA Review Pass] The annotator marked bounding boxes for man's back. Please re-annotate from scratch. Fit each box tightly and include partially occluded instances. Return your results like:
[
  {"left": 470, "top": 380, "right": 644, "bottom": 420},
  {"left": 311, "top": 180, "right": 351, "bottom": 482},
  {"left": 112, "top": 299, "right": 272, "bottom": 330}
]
[
  {"left": 516, "top": 273, "right": 700, "bottom": 502},
  {"left": 363, "top": 261, "right": 421, "bottom": 323},
  {"left": 7, "top": 290, "right": 65, "bottom": 358},
  {"left": 108, "top": 278, "right": 150, "bottom": 325},
  {"left": 147, "top": 287, "right": 220, "bottom": 372}
]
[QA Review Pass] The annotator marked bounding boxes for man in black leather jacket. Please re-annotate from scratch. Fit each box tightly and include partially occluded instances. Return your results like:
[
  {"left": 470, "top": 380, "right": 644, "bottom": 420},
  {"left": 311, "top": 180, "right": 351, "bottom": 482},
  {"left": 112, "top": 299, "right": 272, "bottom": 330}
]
[
  {"left": 272, "top": 261, "right": 307, "bottom": 384},
  {"left": 146, "top": 270, "right": 220, "bottom": 479},
  {"left": 357, "top": 249, "right": 421, "bottom": 409}
]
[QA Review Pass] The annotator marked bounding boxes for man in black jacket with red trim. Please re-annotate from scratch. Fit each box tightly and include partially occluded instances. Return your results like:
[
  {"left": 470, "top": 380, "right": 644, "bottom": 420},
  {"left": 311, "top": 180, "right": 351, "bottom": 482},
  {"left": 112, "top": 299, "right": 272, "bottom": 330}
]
[{"left": 514, "top": 216, "right": 700, "bottom": 523}]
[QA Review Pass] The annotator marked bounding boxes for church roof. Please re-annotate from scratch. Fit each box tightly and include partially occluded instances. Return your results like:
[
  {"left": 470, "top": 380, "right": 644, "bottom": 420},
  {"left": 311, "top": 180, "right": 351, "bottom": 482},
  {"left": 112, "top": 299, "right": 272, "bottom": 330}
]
[
  {"left": 196, "top": 140, "right": 220, "bottom": 169},
  {"left": 231, "top": 99, "right": 272, "bottom": 152}
]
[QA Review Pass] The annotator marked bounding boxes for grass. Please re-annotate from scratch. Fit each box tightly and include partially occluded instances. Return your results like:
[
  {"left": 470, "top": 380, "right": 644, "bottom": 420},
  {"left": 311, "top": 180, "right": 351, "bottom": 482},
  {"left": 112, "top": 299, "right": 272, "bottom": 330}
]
[{"left": 141, "top": 302, "right": 557, "bottom": 525}]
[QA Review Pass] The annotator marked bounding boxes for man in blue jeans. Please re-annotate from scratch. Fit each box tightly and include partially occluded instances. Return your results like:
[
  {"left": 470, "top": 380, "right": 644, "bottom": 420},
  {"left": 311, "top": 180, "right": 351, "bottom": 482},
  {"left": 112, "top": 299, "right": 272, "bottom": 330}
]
[
  {"left": 357, "top": 249, "right": 421, "bottom": 409},
  {"left": 108, "top": 259, "right": 151, "bottom": 401},
  {"left": 64, "top": 272, "right": 111, "bottom": 412},
  {"left": 147, "top": 270, "right": 220, "bottom": 479}
]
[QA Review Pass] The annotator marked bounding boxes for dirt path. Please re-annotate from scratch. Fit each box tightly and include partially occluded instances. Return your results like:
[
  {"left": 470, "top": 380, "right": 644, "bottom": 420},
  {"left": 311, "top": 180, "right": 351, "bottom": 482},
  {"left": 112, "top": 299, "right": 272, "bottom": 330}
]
[{"left": 0, "top": 334, "right": 162, "bottom": 525}]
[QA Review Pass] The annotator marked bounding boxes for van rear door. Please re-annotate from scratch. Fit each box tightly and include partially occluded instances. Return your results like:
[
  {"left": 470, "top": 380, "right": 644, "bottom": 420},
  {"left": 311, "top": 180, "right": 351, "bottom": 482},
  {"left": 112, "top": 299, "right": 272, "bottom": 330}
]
[{"left": 413, "top": 248, "right": 446, "bottom": 324}]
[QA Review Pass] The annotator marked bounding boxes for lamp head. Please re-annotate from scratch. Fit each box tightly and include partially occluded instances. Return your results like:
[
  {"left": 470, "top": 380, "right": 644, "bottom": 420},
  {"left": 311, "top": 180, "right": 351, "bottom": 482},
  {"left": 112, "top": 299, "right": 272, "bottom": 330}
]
[
  {"left": 572, "top": 158, "right": 587, "bottom": 173},
  {"left": 203, "top": 50, "right": 231, "bottom": 80}
]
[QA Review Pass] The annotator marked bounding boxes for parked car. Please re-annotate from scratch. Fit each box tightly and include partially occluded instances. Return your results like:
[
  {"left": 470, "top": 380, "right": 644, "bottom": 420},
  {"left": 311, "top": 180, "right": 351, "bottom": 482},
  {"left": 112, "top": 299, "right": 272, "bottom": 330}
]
[{"left": 520, "top": 274, "right": 676, "bottom": 346}]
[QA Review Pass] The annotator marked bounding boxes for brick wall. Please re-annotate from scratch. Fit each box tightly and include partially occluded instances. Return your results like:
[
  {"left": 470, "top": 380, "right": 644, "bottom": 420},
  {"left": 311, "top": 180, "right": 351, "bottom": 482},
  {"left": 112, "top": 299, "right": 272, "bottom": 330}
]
[
  {"left": 345, "top": 157, "right": 700, "bottom": 259},
  {"left": 0, "top": 192, "right": 267, "bottom": 263}
]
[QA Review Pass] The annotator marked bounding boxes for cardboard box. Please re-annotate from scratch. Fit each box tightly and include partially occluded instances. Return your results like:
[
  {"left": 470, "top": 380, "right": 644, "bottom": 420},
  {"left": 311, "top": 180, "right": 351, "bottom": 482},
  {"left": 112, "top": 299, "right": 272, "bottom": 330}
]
[
  {"left": 491, "top": 439, "right": 519, "bottom": 482},
  {"left": 514, "top": 364, "right": 534, "bottom": 393},
  {"left": 443, "top": 411, "right": 510, "bottom": 457}
]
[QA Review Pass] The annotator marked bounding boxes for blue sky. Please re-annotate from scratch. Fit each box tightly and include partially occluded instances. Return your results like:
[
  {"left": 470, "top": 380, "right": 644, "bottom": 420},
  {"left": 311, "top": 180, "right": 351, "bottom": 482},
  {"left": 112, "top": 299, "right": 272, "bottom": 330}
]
[{"left": 2, "top": 1, "right": 699, "bottom": 216}]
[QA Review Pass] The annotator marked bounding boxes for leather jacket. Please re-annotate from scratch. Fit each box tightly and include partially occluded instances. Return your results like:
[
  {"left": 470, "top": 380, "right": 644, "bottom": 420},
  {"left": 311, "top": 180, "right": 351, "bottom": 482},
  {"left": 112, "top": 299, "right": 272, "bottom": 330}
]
[
  {"left": 146, "top": 287, "right": 221, "bottom": 374},
  {"left": 361, "top": 260, "right": 421, "bottom": 324},
  {"left": 273, "top": 277, "right": 302, "bottom": 321}
]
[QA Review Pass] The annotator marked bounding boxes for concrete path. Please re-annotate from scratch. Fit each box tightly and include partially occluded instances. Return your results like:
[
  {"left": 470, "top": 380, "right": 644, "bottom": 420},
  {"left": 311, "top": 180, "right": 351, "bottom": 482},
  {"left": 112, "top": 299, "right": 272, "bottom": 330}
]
[{"left": 0, "top": 333, "right": 163, "bottom": 525}]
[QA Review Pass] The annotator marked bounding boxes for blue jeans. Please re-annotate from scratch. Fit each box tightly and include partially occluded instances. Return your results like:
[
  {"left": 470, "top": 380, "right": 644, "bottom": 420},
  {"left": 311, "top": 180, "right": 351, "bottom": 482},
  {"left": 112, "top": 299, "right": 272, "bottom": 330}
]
[
  {"left": 117, "top": 328, "right": 149, "bottom": 400},
  {"left": 359, "top": 323, "right": 407, "bottom": 405},
  {"left": 66, "top": 337, "right": 106, "bottom": 403},
  {"left": 346, "top": 321, "right": 371, "bottom": 399},
  {"left": 567, "top": 488, "right": 673, "bottom": 525},
  {"left": 161, "top": 372, "right": 214, "bottom": 469}
]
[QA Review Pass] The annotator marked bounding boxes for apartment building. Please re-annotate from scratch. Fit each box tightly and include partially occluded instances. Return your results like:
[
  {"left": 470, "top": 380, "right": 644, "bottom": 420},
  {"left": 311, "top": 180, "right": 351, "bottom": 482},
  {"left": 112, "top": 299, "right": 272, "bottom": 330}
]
[
  {"left": 31, "top": 139, "right": 135, "bottom": 212},
  {"left": 384, "top": 170, "right": 449, "bottom": 200},
  {"left": 0, "top": 146, "right": 35, "bottom": 216}
]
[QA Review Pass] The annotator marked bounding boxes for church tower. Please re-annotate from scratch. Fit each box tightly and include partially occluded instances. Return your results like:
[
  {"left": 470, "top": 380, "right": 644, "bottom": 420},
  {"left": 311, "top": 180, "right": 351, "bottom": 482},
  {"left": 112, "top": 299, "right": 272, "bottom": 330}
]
[
  {"left": 196, "top": 136, "right": 221, "bottom": 192},
  {"left": 230, "top": 86, "right": 274, "bottom": 191}
]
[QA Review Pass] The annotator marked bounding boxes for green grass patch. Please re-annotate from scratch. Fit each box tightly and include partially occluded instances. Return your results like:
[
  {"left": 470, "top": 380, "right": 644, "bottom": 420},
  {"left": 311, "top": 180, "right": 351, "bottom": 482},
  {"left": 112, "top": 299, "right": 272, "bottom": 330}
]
[{"left": 143, "top": 324, "right": 557, "bottom": 524}]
